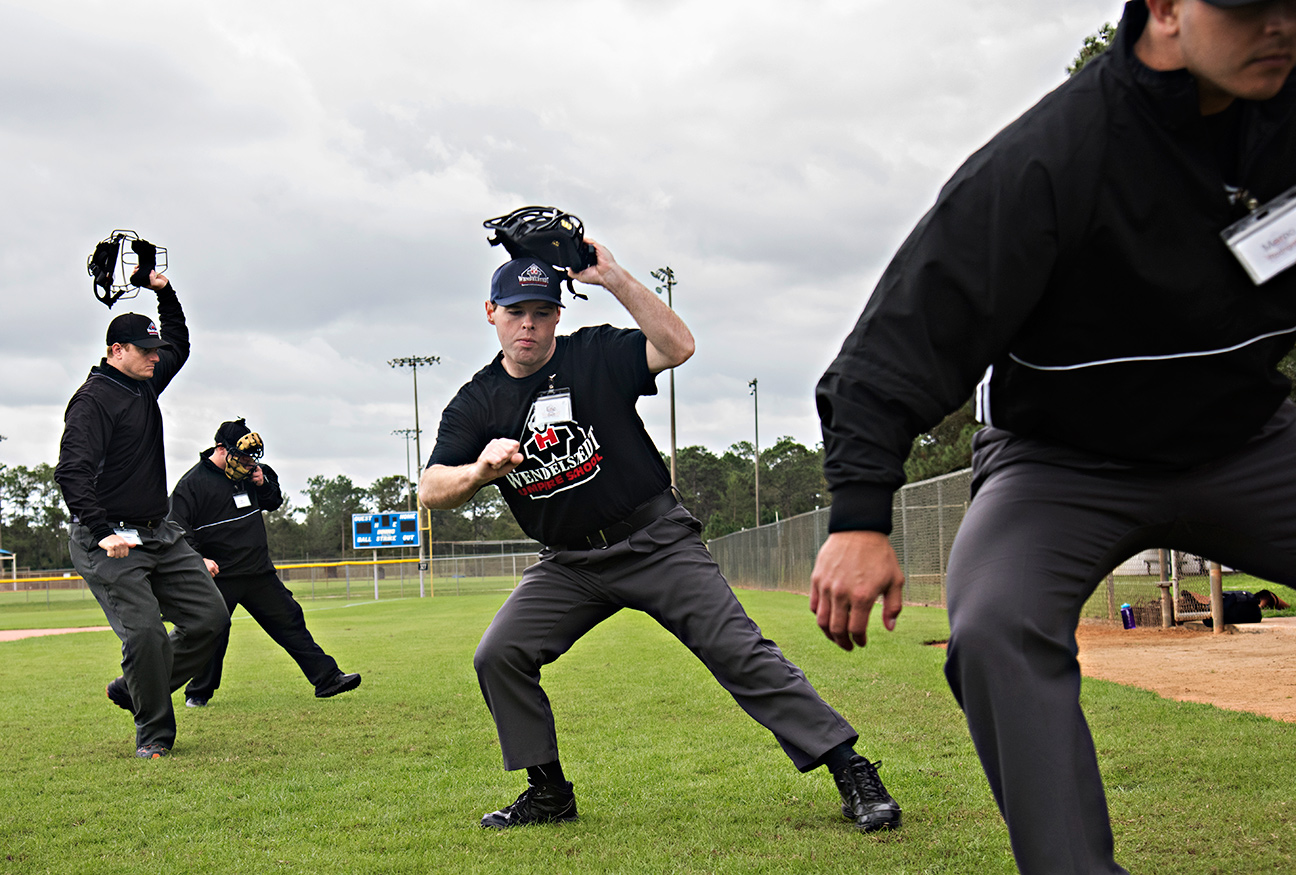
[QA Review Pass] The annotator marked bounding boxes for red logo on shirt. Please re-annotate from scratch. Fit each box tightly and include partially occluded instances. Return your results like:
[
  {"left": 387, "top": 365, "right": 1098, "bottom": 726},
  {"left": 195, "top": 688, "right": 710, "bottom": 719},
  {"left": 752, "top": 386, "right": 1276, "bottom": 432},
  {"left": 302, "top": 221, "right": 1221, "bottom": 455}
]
[{"left": 507, "top": 424, "right": 603, "bottom": 499}]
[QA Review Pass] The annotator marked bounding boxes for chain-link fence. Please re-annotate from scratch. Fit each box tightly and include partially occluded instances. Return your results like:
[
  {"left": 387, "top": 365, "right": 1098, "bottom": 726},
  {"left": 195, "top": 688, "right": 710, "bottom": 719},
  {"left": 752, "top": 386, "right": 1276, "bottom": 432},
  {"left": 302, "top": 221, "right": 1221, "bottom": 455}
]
[
  {"left": 3, "top": 515, "right": 1235, "bottom": 622},
  {"left": 709, "top": 469, "right": 970, "bottom": 604},
  {"left": 1098, "top": 549, "right": 1219, "bottom": 626},
  {"left": 0, "top": 540, "right": 544, "bottom": 608},
  {"left": 707, "top": 468, "right": 1231, "bottom": 621}
]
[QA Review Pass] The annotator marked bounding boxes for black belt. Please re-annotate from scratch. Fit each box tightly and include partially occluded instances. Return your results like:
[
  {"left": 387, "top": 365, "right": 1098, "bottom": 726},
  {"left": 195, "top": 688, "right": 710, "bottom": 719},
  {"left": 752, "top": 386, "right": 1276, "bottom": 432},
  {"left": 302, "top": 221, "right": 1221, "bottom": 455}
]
[
  {"left": 553, "top": 489, "right": 679, "bottom": 551},
  {"left": 117, "top": 519, "right": 163, "bottom": 530}
]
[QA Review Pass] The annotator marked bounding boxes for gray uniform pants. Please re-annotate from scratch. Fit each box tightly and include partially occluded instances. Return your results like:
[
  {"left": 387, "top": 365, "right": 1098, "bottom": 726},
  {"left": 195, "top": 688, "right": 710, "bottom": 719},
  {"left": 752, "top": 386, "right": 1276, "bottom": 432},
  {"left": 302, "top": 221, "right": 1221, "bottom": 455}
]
[
  {"left": 70, "top": 520, "right": 229, "bottom": 750},
  {"left": 945, "top": 403, "right": 1296, "bottom": 875},
  {"left": 474, "top": 504, "right": 858, "bottom": 772}
]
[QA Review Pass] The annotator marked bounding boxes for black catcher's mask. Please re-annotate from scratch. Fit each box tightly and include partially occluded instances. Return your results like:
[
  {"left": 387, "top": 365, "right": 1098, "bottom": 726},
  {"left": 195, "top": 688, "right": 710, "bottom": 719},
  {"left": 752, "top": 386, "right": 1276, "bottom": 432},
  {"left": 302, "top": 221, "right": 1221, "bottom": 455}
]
[
  {"left": 87, "top": 230, "right": 168, "bottom": 308},
  {"left": 483, "top": 206, "right": 597, "bottom": 299}
]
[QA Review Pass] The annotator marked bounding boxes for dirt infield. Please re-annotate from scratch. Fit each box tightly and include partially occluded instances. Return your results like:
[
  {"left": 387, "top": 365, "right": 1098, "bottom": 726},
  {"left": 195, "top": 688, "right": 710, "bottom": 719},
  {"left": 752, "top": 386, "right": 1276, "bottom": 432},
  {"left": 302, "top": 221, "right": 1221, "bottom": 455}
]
[
  {"left": 1076, "top": 616, "right": 1296, "bottom": 723},
  {"left": 0, "top": 626, "right": 111, "bottom": 642}
]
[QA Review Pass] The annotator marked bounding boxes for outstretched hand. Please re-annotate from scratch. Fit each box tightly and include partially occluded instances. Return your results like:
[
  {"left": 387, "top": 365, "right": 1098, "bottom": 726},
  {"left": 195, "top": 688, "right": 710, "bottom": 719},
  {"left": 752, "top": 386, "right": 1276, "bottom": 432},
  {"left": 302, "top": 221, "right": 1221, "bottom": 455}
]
[{"left": 809, "top": 530, "right": 905, "bottom": 651}]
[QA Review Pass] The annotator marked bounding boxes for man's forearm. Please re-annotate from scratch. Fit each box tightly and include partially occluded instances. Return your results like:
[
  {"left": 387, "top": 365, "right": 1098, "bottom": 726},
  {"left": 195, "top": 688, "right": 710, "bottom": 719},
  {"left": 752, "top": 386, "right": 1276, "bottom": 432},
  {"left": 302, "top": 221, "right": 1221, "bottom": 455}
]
[
  {"left": 156, "top": 283, "right": 190, "bottom": 360},
  {"left": 602, "top": 268, "right": 694, "bottom": 368},
  {"left": 418, "top": 463, "right": 486, "bottom": 510}
]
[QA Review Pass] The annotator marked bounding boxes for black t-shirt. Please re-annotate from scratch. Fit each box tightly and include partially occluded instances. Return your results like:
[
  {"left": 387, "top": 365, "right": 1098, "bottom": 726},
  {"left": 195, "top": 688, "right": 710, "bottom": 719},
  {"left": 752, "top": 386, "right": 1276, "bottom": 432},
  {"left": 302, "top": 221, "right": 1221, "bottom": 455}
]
[{"left": 429, "top": 325, "right": 670, "bottom": 545}]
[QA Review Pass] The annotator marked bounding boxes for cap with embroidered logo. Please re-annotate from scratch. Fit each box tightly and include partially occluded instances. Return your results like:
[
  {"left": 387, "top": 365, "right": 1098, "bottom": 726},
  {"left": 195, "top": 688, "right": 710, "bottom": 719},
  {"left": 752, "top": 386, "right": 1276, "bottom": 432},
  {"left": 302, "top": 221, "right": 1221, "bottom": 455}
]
[
  {"left": 489, "top": 257, "right": 565, "bottom": 307},
  {"left": 105, "top": 313, "right": 170, "bottom": 349}
]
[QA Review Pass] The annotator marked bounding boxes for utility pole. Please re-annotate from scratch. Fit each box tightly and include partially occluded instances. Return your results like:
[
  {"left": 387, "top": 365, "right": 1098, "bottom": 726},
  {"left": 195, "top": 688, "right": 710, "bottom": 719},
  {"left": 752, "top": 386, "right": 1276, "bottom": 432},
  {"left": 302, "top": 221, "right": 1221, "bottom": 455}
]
[
  {"left": 748, "top": 379, "right": 759, "bottom": 527},
  {"left": 0, "top": 434, "right": 6, "bottom": 555},
  {"left": 389, "top": 356, "right": 439, "bottom": 597},
  {"left": 392, "top": 428, "right": 421, "bottom": 511},
  {"left": 650, "top": 266, "right": 678, "bottom": 488}
]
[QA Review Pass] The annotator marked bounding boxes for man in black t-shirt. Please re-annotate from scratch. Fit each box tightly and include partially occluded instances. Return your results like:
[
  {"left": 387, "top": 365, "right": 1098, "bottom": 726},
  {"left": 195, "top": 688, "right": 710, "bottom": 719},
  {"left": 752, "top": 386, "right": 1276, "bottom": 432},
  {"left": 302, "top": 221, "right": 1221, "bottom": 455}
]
[{"left": 420, "top": 242, "right": 900, "bottom": 832}]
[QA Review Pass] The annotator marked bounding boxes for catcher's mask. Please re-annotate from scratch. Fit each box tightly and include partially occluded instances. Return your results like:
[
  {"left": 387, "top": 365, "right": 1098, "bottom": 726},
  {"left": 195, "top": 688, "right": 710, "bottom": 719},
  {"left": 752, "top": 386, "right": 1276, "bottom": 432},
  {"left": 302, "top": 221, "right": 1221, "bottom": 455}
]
[
  {"left": 483, "top": 206, "right": 596, "bottom": 299},
  {"left": 215, "top": 418, "right": 264, "bottom": 482},
  {"left": 87, "top": 230, "right": 168, "bottom": 309}
]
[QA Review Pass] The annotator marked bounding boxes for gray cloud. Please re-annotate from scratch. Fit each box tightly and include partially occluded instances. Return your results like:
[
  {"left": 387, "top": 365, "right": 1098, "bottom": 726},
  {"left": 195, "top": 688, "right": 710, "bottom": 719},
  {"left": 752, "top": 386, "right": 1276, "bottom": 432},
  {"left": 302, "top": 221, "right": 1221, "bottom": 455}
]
[{"left": 0, "top": 0, "right": 1125, "bottom": 504}]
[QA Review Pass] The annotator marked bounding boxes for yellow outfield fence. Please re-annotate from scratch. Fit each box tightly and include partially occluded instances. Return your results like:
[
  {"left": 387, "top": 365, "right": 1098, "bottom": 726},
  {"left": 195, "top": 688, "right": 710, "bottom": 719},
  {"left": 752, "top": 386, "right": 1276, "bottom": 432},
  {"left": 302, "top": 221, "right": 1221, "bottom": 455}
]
[{"left": 0, "top": 541, "right": 543, "bottom": 605}]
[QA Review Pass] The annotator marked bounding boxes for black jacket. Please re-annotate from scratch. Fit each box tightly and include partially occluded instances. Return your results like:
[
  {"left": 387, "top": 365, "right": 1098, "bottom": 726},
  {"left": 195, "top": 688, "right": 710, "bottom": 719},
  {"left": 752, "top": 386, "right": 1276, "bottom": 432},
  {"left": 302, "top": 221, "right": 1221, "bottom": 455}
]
[
  {"left": 168, "top": 450, "right": 283, "bottom": 577},
  {"left": 55, "top": 286, "right": 190, "bottom": 541},
  {"left": 817, "top": 2, "right": 1296, "bottom": 534}
]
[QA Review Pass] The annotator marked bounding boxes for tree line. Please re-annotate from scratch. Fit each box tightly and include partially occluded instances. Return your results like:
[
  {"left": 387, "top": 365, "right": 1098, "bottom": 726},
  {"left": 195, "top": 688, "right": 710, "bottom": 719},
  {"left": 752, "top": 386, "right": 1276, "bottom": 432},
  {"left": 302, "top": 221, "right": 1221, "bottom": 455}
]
[
  {"left": 0, "top": 463, "right": 530, "bottom": 570},
  {"left": 262, "top": 474, "right": 526, "bottom": 560}
]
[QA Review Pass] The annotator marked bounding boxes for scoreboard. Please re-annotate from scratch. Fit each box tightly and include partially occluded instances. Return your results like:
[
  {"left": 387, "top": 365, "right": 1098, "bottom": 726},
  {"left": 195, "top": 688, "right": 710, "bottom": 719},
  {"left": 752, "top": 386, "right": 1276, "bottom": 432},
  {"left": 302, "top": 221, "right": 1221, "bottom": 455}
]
[{"left": 351, "top": 511, "right": 420, "bottom": 550}]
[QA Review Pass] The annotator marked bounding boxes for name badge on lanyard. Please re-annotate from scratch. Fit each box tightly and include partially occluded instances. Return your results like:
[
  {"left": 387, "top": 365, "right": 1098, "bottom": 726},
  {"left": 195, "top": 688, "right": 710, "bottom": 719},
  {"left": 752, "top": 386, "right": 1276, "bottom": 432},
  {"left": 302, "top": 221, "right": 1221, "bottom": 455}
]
[
  {"left": 112, "top": 527, "right": 143, "bottom": 546},
  {"left": 1221, "top": 183, "right": 1296, "bottom": 285},
  {"left": 233, "top": 491, "right": 252, "bottom": 509},
  {"left": 528, "top": 374, "right": 574, "bottom": 431}
]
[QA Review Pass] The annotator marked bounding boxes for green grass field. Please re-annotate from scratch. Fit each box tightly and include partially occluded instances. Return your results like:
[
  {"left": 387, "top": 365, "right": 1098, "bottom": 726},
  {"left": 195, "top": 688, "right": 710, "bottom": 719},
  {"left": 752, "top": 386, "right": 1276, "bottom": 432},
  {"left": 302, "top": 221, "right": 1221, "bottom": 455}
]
[{"left": 2, "top": 590, "right": 1294, "bottom": 874}]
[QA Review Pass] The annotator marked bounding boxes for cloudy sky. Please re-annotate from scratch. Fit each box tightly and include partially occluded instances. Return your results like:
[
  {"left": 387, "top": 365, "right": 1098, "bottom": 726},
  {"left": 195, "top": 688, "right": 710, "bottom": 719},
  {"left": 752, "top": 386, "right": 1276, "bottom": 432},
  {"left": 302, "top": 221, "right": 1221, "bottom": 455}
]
[{"left": 0, "top": 0, "right": 1125, "bottom": 508}]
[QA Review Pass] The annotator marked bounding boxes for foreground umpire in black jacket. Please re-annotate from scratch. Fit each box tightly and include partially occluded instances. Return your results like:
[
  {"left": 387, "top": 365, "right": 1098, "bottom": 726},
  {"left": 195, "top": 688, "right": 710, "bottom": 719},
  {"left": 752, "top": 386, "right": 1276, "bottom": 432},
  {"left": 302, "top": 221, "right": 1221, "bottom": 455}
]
[
  {"left": 55, "top": 271, "right": 229, "bottom": 759},
  {"left": 812, "top": 1, "right": 1296, "bottom": 872},
  {"left": 169, "top": 419, "right": 360, "bottom": 707}
]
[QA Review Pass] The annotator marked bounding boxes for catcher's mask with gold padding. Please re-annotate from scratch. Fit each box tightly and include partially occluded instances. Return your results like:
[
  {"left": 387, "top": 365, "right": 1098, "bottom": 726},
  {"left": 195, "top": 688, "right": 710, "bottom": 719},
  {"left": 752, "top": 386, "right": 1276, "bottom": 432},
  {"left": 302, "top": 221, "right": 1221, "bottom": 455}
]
[{"left": 214, "top": 418, "right": 264, "bottom": 482}]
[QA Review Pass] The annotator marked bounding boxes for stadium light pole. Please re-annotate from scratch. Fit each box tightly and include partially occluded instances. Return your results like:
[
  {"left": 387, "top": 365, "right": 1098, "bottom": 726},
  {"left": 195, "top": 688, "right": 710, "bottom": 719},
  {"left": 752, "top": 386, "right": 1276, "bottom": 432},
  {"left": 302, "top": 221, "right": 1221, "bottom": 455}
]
[
  {"left": 389, "top": 356, "right": 439, "bottom": 597},
  {"left": 650, "top": 266, "right": 678, "bottom": 488},
  {"left": 748, "top": 379, "right": 759, "bottom": 527},
  {"left": 391, "top": 428, "right": 421, "bottom": 511},
  {"left": 389, "top": 356, "right": 440, "bottom": 468}
]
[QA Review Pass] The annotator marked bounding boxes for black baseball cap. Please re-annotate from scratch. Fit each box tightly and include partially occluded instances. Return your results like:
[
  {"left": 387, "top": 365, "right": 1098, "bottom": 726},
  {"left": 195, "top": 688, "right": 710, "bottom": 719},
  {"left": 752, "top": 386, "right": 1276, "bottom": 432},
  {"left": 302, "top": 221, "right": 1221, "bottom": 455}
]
[
  {"left": 105, "top": 313, "right": 170, "bottom": 348},
  {"left": 489, "top": 257, "right": 564, "bottom": 307},
  {"left": 214, "top": 418, "right": 251, "bottom": 448}
]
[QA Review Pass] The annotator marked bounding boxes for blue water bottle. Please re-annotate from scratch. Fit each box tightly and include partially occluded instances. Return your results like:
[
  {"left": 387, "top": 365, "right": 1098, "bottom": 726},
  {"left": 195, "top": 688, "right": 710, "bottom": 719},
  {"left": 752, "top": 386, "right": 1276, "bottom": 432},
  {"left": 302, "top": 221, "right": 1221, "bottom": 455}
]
[{"left": 1120, "top": 603, "right": 1136, "bottom": 630}]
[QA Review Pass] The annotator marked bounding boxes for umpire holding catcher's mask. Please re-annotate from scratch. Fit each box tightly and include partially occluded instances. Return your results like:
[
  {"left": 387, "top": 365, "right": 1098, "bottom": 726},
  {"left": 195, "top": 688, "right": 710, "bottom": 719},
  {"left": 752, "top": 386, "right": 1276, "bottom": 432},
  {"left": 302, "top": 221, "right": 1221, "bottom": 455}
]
[
  {"left": 56, "top": 271, "right": 229, "bottom": 760},
  {"left": 421, "top": 240, "right": 901, "bottom": 832}
]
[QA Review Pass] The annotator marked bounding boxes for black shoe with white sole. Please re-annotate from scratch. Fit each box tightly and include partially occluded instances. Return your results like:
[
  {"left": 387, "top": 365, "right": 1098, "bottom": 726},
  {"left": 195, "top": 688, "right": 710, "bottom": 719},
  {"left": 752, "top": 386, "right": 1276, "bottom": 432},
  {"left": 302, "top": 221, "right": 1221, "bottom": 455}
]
[{"left": 480, "top": 781, "right": 578, "bottom": 829}]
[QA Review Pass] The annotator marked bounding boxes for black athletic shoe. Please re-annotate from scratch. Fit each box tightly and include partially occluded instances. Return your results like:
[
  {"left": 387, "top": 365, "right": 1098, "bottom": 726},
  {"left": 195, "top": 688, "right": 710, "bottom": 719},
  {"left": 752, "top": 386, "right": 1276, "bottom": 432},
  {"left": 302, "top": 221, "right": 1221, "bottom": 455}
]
[
  {"left": 833, "top": 755, "right": 902, "bottom": 832},
  {"left": 314, "top": 672, "right": 361, "bottom": 699},
  {"left": 185, "top": 696, "right": 208, "bottom": 708},
  {"left": 106, "top": 677, "right": 133, "bottom": 713},
  {"left": 135, "top": 743, "right": 169, "bottom": 759},
  {"left": 480, "top": 781, "right": 579, "bottom": 829}
]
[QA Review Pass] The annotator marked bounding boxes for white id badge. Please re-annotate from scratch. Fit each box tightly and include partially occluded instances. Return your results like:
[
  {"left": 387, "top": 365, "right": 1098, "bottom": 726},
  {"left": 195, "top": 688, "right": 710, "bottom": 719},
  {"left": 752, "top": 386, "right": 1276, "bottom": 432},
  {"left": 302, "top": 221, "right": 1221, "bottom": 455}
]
[
  {"left": 529, "top": 390, "right": 573, "bottom": 429},
  {"left": 112, "top": 527, "right": 143, "bottom": 546},
  {"left": 233, "top": 492, "right": 252, "bottom": 508},
  {"left": 1221, "top": 184, "right": 1296, "bottom": 285}
]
